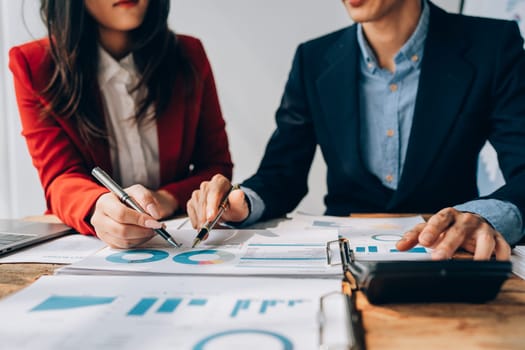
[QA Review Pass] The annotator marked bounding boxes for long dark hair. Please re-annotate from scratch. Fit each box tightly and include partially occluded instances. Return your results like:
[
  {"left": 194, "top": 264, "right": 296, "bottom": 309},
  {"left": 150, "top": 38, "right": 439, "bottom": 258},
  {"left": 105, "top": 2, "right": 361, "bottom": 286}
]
[{"left": 39, "top": 0, "right": 196, "bottom": 142}]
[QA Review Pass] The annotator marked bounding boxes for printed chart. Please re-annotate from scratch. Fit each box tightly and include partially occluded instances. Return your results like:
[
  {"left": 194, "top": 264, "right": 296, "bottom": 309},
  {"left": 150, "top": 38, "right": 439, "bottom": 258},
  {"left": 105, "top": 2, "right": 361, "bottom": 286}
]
[
  {"left": 59, "top": 229, "right": 341, "bottom": 277},
  {"left": 0, "top": 275, "right": 341, "bottom": 350}
]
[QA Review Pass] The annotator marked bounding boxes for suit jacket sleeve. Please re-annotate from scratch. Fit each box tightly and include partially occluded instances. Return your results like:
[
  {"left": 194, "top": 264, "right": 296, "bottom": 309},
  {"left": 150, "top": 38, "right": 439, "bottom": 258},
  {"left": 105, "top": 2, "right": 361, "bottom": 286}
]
[
  {"left": 242, "top": 45, "right": 317, "bottom": 220},
  {"left": 483, "top": 21, "right": 525, "bottom": 221}
]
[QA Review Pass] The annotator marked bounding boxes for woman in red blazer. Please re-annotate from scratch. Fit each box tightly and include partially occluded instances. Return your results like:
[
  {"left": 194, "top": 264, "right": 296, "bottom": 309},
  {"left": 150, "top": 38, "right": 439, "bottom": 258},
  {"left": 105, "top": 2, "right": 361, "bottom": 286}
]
[{"left": 9, "top": 0, "right": 232, "bottom": 247}]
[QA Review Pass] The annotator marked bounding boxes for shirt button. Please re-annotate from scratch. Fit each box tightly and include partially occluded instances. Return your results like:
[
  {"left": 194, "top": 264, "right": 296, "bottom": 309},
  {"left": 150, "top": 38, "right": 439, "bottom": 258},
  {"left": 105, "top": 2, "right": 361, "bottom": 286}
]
[
  {"left": 411, "top": 54, "right": 419, "bottom": 62},
  {"left": 367, "top": 63, "right": 374, "bottom": 69},
  {"left": 389, "top": 84, "right": 398, "bottom": 92},
  {"left": 386, "top": 129, "right": 395, "bottom": 137},
  {"left": 385, "top": 174, "right": 394, "bottom": 182}
]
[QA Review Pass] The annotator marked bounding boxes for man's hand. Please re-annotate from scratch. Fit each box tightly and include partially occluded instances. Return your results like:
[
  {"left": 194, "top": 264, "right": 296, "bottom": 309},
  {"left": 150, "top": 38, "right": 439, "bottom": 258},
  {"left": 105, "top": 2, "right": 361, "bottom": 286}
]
[
  {"left": 396, "top": 207, "right": 511, "bottom": 260},
  {"left": 187, "top": 174, "right": 249, "bottom": 232}
]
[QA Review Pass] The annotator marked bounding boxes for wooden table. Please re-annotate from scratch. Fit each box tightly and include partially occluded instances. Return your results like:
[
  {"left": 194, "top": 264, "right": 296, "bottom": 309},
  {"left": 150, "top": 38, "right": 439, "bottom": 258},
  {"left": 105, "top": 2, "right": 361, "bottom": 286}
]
[{"left": 1, "top": 216, "right": 524, "bottom": 350}]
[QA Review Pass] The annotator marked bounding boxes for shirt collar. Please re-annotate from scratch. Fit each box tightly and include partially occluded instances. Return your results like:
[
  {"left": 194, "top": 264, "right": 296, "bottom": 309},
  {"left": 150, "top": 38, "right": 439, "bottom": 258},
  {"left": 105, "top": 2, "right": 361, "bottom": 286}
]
[
  {"left": 97, "top": 46, "right": 139, "bottom": 86},
  {"left": 357, "top": 0, "right": 429, "bottom": 72}
]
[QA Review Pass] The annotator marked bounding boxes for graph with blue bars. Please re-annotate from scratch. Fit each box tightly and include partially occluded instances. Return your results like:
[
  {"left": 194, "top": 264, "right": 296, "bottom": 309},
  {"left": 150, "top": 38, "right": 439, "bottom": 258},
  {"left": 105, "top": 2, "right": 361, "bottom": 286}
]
[
  {"left": 31, "top": 296, "right": 116, "bottom": 311},
  {"left": 30, "top": 295, "right": 311, "bottom": 320},
  {"left": 354, "top": 245, "right": 427, "bottom": 254},
  {"left": 230, "top": 299, "right": 305, "bottom": 318},
  {"left": 127, "top": 297, "right": 208, "bottom": 316}
]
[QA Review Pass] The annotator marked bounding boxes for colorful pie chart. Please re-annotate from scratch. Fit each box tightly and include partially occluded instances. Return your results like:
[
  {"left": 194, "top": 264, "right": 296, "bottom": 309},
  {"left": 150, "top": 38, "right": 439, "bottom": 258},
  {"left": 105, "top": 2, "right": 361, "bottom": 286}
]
[
  {"left": 173, "top": 249, "right": 235, "bottom": 265},
  {"left": 106, "top": 249, "right": 169, "bottom": 264}
]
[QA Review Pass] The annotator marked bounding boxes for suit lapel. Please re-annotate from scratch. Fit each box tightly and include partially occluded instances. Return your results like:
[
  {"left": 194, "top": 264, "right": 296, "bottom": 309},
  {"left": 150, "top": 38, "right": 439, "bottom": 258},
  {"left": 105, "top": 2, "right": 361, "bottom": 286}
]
[
  {"left": 317, "top": 26, "right": 393, "bottom": 201},
  {"left": 390, "top": 4, "right": 474, "bottom": 208}
]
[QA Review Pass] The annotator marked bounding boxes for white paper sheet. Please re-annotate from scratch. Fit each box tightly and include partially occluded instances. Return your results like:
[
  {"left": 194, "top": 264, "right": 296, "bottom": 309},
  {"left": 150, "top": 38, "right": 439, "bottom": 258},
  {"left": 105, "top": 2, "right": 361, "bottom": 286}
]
[
  {"left": 0, "top": 234, "right": 106, "bottom": 264},
  {"left": 511, "top": 246, "right": 525, "bottom": 279},
  {"left": 58, "top": 228, "right": 342, "bottom": 277},
  {"left": 0, "top": 275, "right": 345, "bottom": 350},
  {"left": 259, "top": 213, "right": 431, "bottom": 261}
]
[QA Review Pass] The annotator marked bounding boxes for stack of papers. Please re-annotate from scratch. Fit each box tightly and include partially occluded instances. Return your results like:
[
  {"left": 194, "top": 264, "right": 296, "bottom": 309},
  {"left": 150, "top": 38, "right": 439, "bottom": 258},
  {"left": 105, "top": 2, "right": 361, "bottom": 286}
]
[
  {"left": 511, "top": 246, "right": 525, "bottom": 279},
  {"left": 264, "top": 213, "right": 432, "bottom": 261}
]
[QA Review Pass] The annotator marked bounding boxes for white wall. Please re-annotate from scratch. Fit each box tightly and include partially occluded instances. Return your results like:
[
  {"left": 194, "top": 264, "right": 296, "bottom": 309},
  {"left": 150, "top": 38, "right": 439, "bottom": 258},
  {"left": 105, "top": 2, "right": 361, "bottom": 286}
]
[
  {"left": 0, "top": 0, "right": 46, "bottom": 219},
  {"left": 0, "top": 0, "right": 460, "bottom": 219}
]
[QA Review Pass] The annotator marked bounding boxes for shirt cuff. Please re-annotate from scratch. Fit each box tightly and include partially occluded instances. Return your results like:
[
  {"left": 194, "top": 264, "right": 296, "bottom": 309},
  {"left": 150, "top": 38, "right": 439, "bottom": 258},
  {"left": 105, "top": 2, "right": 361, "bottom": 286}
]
[{"left": 454, "top": 199, "right": 524, "bottom": 245}]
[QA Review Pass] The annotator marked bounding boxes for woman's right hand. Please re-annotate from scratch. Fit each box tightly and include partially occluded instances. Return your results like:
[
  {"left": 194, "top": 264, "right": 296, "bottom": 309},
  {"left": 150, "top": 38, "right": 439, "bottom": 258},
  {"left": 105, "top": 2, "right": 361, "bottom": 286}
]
[
  {"left": 187, "top": 174, "right": 250, "bottom": 232},
  {"left": 90, "top": 185, "right": 165, "bottom": 248}
]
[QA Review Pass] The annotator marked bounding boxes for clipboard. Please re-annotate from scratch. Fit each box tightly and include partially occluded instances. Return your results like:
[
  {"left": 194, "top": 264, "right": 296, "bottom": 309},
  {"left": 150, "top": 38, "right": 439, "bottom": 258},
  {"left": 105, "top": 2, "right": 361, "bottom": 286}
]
[{"left": 326, "top": 237, "right": 512, "bottom": 305}]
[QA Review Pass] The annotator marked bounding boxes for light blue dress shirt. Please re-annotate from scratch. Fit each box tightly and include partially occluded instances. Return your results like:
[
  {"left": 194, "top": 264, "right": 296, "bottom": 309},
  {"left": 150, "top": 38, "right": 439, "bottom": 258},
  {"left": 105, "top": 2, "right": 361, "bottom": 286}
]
[{"left": 243, "top": 0, "right": 524, "bottom": 244}]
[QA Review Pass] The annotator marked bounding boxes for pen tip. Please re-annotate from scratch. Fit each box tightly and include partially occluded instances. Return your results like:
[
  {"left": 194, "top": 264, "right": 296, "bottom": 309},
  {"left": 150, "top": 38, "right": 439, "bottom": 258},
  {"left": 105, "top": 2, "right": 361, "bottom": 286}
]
[
  {"left": 191, "top": 238, "right": 200, "bottom": 248},
  {"left": 167, "top": 238, "right": 181, "bottom": 248}
]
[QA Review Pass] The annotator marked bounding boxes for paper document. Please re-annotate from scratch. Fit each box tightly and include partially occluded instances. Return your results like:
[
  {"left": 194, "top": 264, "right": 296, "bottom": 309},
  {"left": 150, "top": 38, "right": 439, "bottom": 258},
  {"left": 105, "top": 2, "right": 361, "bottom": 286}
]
[
  {"left": 0, "top": 234, "right": 106, "bottom": 264},
  {"left": 336, "top": 216, "right": 431, "bottom": 261},
  {"left": 0, "top": 275, "right": 345, "bottom": 350},
  {"left": 58, "top": 228, "right": 341, "bottom": 277},
  {"left": 512, "top": 246, "right": 525, "bottom": 279},
  {"left": 271, "top": 213, "right": 431, "bottom": 261}
]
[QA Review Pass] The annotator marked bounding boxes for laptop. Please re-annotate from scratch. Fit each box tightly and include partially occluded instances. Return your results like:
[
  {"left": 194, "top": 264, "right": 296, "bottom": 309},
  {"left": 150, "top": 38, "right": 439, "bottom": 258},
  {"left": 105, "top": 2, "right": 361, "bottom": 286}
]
[{"left": 0, "top": 219, "right": 73, "bottom": 256}]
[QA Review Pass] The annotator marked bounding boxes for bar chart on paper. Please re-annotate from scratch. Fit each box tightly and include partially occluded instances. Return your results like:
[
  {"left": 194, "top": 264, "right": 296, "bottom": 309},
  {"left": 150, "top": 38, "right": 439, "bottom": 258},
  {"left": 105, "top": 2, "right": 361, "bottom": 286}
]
[{"left": 0, "top": 275, "right": 341, "bottom": 350}]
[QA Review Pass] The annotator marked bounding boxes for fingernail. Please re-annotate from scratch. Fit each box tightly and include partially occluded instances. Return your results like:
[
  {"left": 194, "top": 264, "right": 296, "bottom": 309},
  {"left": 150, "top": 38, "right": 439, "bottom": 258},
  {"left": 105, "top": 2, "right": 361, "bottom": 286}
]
[
  {"left": 146, "top": 204, "right": 160, "bottom": 219},
  {"left": 145, "top": 220, "right": 163, "bottom": 229},
  {"left": 420, "top": 232, "right": 433, "bottom": 245},
  {"left": 432, "top": 250, "right": 447, "bottom": 260},
  {"left": 207, "top": 209, "right": 214, "bottom": 220}
]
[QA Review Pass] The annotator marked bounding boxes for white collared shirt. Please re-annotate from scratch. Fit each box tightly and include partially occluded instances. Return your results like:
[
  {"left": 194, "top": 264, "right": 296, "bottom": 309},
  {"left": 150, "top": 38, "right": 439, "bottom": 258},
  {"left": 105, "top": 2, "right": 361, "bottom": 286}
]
[{"left": 97, "top": 47, "right": 160, "bottom": 189}]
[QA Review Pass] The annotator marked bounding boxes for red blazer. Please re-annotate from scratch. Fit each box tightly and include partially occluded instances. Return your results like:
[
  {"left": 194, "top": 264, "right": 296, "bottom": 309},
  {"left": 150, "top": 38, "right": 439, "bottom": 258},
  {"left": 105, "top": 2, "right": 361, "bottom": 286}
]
[{"left": 9, "top": 35, "right": 233, "bottom": 235}]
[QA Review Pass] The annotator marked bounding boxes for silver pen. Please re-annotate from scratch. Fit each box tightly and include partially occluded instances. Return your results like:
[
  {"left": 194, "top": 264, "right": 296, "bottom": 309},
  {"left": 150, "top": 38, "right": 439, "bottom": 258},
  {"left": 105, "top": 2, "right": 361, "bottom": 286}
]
[{"left": 91, "top": 167, "right": 180, "bottom": 248}]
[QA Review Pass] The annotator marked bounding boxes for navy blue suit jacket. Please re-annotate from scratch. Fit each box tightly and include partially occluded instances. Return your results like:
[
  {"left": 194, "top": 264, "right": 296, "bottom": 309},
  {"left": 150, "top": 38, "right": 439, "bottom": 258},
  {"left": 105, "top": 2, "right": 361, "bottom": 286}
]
[{"left": 243, "top": 3, "right": 525, "bottom": 221}]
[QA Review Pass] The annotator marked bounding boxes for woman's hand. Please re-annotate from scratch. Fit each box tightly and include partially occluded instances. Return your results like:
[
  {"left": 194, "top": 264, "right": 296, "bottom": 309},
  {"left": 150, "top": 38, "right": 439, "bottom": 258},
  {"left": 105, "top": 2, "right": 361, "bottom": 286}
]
[{"left": 90, "top": 185, "right": 178, "bottom": 248}]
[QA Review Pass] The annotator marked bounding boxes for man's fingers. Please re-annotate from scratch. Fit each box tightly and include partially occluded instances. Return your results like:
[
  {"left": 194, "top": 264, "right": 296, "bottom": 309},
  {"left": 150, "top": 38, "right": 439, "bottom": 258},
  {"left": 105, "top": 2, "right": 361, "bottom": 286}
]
[
  {"left": 431, "top": 224, "right": 465, "bottom": 260},
  {"left": 493, "top": 233, "right": 511, "bottom": 261},
  {"left": 419, "top": 208, "right": 456, "bottom": 246},
  {"left": 472, "top": 230, "right": 496, "bottom": 260},
  {"left": 396, "top": 223, "right": 426, "bottom": 251}
]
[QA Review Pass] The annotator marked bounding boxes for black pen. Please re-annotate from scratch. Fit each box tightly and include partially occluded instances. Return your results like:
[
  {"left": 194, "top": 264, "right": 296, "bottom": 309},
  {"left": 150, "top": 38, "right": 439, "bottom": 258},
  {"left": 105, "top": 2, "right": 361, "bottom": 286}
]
[
  {"left": 91, "top": 167, "right": 181, "bottom": 248},
  {"left": 191, "top": 184, "right": 239, "bottom": 248}
]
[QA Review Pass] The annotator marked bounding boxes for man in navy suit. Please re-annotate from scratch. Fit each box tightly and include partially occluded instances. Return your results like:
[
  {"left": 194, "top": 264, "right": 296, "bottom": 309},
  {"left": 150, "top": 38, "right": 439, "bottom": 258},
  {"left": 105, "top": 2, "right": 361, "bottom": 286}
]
[{"left": 187, "top": 0, "right": 525, "bottom": 260}]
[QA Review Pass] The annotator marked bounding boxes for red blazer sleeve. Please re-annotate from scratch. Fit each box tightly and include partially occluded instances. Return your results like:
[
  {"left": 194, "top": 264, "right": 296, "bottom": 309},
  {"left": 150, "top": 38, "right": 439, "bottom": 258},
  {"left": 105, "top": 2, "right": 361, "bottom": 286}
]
[{"left": 8, "top": 41, "right": 107, "bottom": 235}]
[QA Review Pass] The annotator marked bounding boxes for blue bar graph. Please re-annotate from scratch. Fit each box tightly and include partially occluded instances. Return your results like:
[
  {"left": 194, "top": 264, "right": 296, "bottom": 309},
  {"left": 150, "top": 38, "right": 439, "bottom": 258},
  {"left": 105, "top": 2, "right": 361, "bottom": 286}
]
[
  {"left": 230, "top": 299, "right": 305, "bottom": 318},
  {"left": 355, "top": 246, "right": 378, "bottom": 253},
  {"left": 157, "top": 298, "right": 182, "bottom": 313},
  {"left": 189, "top": 299, "right": 207, "bottom": 306},
  {"left": 230, "top": 300, "right": 250, "bottom": 318},
  {"left": 127, "top": 298, "right": 157, "bottom": 316},
  {"left": 260, "top": 300, "right": 280, "bottom": 314},
  {"left": 287, "top": 300, "right": 303, "bottom": 307},
  {"left": 31, "top": 296, "right": 116, "bottom": 312},
  {"left": 390, "top": 247, "right": 427, "bottom": 253}
]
